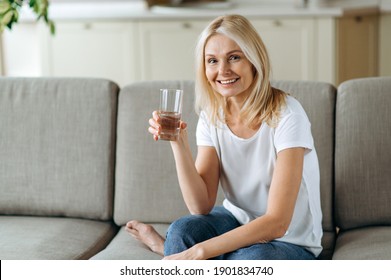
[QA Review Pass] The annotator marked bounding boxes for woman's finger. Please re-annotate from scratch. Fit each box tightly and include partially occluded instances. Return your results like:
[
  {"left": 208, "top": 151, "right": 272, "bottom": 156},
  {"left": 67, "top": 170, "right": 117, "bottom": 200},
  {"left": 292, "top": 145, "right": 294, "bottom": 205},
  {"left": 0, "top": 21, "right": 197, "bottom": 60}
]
[
  {"left": 149, "top": 118, "right": 160, "bottom": 131},
  {"left": 152, "top": 110, "right": 160, "bottom": 121},
  {"left": 180, "top": 121, "right": 187, "bottom": 130}
]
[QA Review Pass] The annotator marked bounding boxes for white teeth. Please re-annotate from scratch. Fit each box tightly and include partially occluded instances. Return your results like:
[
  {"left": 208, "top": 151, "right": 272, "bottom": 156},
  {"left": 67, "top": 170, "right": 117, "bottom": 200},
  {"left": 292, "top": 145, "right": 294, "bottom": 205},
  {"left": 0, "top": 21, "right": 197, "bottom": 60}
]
[{"left": 220, "top": 79, "right": 237, "bottom": 85}]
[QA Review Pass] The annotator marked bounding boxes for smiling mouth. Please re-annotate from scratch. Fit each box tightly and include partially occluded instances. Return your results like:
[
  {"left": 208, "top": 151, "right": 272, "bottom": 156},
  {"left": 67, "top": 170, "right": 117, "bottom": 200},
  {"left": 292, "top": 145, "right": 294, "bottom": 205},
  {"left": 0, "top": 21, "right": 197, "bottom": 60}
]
[{"left": 218, "top": 78, "right": 239, "bottom": 85}]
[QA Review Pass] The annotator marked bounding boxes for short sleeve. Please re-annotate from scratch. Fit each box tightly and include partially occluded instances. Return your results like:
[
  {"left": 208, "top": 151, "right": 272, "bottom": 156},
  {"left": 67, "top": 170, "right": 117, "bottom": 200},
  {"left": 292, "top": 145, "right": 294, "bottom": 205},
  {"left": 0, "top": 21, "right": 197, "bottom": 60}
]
[
  {"left": 196, "top": 111, "right": 215, "bottom": 147},
  {"left": 274, "top": 113, "right": 314, "bottom": 153}
]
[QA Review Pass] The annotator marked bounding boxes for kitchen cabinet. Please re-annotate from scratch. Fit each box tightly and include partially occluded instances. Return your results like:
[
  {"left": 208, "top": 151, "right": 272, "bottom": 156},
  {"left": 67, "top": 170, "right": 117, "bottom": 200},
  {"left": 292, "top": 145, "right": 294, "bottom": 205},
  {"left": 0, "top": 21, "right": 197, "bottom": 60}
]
[
  {"left": 38, "top": 17, "right": 327, "bottom": 85},
  {"left": 379, "top": 13, "right": 391, "bottom": 76},
  {"left": 251, "top": 15, "right": 379, "bottom": 85},
  {"left": 137, "top": 20, "right": 208, "bottom": 81},
  {"left": 250, "top": 18, "right": 318, "bottom": 81},
  {"left": 41, "top": 21, "right": 139, "bottom": 86},
  {"left": 137, "top": 17, "right": 330, "bottom": 83},
  {"left": 336, "top": 14, "right": 379, "bottom": 84},
  {"left": 5, "top": 10, "right": 380, "bottom": 86}
]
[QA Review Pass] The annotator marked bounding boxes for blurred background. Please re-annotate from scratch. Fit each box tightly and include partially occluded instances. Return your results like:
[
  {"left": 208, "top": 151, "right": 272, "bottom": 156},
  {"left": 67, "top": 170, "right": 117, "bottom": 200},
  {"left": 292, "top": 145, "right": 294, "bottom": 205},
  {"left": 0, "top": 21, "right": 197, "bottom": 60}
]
[{"left": 1, "top": 0, "right": 390, "bottom": 87}]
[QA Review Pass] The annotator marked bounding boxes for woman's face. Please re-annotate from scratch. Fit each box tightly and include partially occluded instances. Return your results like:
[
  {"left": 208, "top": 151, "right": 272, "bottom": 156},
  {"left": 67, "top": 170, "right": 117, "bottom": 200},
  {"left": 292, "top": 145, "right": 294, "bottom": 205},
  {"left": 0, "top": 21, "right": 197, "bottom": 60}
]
[{"left": 204, "top": 34, "right": 254, "bottom": 101}]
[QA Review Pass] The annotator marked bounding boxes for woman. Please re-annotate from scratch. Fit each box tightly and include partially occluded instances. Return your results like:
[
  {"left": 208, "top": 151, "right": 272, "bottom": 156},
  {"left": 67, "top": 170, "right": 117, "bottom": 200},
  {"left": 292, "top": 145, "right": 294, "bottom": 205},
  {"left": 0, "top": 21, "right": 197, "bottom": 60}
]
[{"left": 126, "top": 14, "right": 322, "bottom": 260}]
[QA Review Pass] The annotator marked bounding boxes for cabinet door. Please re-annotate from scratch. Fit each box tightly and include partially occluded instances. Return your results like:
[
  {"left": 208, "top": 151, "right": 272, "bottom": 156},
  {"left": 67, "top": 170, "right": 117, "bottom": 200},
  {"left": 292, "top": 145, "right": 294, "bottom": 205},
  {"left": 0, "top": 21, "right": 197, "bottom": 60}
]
[
  {"left": 138, "top": 20, "right": 209, "bottom": 81},
  {"left": 250, "top": 18, "right": 316, "bottom": 81},
  {"left": 379, "top": 13, "right": 391, "bottom": 76},
  {"left": 336, "top": 15, "right": 379, "bottom": 84},
  {"left": 42, "top": 21, "right": 138, "bottom": 86}
]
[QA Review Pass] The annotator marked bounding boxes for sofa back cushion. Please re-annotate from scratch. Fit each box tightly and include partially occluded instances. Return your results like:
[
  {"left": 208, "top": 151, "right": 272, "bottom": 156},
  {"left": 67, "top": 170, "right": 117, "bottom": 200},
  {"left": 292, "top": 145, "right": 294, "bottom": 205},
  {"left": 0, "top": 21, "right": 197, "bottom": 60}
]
[
  {"left": 335, "top": 77, "right": 391, "bottom": 230},
  {"left": 272, "top": 81, "right": 336, "bottom": 233},
  {"left": 0, "top": 78, "right": 118, "bottom": 220},
  {"left": 114, "top": 81, "right": 199, "bottom": 224},
  {"left": 272, "top": 81, "right": 337, "bottom": 259}
]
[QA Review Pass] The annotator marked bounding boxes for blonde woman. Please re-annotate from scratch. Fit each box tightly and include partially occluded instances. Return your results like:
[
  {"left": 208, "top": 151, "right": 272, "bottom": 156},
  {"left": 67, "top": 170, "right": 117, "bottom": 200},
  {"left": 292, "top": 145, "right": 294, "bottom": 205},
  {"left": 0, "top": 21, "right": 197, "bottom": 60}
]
[{"left": 126, "top": 14, "right": 322, "bottom": 260}]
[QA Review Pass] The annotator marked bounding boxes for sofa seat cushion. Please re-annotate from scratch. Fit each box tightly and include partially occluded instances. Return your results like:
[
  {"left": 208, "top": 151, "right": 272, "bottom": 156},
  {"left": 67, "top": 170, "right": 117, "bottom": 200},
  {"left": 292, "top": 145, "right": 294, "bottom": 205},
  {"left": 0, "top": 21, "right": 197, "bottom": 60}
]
[
  {"left": 91, "top": 224, "right": 168, "bottom": 260},
  {"left": 0, "top": 216, "right": 118, "bottom": 259},
  {"left": 332, "top": 226, "right": 391, "bottom": 259}
]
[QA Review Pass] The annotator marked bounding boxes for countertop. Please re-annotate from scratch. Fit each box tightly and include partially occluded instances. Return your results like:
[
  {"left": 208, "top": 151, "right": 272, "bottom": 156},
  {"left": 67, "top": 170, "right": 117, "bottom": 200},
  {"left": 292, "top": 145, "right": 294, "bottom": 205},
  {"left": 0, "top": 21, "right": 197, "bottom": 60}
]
[{"left": 19, "top": 0, "right": 387, "bottom": 22}]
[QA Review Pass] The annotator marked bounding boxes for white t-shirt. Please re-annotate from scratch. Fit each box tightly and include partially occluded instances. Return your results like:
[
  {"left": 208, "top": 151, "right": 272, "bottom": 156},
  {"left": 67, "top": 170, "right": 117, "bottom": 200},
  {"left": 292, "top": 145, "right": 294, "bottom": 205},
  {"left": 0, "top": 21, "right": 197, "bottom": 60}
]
[{"left": 196, "top": 95, "right": 323, "bottom": 257}]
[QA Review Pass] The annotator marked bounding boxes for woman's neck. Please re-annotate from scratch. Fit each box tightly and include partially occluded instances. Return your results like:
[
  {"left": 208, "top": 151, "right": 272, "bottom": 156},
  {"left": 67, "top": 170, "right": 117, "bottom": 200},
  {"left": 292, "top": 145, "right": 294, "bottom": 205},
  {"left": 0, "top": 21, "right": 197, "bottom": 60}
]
[{"left": 225, "top": 104, "right": 261, "bottom": 139}]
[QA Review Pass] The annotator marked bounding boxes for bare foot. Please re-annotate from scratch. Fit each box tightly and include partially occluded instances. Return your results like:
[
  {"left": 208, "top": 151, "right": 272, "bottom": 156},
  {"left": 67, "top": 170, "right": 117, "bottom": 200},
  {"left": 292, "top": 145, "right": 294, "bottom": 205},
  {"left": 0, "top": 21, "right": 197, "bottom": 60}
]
[{"left": 125, "top": 220, "right": 165, "bottom": 256}]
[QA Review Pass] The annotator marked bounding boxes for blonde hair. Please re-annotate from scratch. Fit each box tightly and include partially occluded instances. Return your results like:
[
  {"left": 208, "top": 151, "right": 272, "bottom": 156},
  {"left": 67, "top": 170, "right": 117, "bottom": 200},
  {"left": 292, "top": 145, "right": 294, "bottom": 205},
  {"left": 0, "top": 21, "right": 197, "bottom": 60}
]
[{"left": 194, "top": 14, "right": 286, "bottom": 128}]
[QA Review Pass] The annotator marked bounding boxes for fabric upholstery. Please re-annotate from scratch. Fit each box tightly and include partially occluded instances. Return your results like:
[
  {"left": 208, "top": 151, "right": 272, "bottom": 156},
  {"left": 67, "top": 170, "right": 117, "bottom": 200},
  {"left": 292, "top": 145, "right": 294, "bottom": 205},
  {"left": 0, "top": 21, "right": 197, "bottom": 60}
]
[
  {"left": 272, "top": 80, "right": 337, "bottom": 259},
  {"left": 333, "top": 227, "right": 391, "bottom": 260},
  {"left": 114, "top": 80, "right": 199, "bottom": 225},
  {"left": 335, "top": 77, "right": 391, "bottom": 230},
  {"left": 91, "top": 225, "right": 168, "bottom": 260},
  {"left": 5, "top": 76, "right": 390, "bottom": 260},
  {"left": 0, "top": 216, "right": 118, "bottom": 260},
  {"left": 0, "top": 78, "right": 118, "bottom": 221}
]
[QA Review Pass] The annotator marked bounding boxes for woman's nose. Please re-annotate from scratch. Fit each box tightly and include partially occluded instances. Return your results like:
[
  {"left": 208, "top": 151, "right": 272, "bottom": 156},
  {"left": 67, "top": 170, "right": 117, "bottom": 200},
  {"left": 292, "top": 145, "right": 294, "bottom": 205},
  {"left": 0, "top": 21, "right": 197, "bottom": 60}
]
[{"left": 218, "top": 62, "right": 231, "bottom": 75}]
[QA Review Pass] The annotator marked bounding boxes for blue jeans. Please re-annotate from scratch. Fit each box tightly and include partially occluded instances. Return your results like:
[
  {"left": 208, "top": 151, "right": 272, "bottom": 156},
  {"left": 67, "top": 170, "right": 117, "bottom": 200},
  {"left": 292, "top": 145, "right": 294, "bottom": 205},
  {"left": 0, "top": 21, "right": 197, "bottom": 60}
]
[{"left": 164, "top": 206, "right": 316, "bottom": 260}]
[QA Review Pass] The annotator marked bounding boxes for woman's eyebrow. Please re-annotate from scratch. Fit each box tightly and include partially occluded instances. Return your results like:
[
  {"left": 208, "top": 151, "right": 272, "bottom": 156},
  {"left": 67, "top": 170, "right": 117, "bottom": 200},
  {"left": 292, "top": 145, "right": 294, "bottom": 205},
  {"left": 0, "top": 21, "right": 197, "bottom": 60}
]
[{"left": 205, "top": 50, "right": 243, "bottom": 57}]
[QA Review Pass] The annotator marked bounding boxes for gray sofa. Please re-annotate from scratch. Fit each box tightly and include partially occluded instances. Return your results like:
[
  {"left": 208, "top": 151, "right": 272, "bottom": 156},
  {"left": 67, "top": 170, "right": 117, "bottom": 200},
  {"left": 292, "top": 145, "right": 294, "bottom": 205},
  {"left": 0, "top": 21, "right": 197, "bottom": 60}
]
[{"left": 0, "top": 77, "right": 390, "bottom": 260}]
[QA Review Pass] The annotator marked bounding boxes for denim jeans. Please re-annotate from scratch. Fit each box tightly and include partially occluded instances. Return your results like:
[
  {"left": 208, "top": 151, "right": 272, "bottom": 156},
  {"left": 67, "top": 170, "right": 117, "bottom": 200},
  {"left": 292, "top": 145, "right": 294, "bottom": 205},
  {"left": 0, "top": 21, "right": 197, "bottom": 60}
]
[{"left": 164, "top": 206, "right": 316, "bottom": 260}]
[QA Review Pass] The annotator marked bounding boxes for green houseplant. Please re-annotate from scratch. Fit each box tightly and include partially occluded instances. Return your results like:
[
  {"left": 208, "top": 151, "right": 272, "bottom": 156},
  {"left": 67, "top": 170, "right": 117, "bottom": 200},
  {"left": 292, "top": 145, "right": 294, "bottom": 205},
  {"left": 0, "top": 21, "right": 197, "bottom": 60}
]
[{"left": 0, "top": 0, "right": 54, "bottom": 34}]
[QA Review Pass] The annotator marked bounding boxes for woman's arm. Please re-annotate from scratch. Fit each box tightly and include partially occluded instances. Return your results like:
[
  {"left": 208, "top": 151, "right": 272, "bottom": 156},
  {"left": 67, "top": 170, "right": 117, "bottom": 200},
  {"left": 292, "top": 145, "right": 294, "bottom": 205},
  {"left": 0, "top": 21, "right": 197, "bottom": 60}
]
[
  {"left": 164, "top": 147, "right": 305, "bottom": 260},
  {"left": 149, "top": 111, "right": 220, "bottom": 215},
  {"left": 170, "top": 131, "right": 220, "bottom": 215}
]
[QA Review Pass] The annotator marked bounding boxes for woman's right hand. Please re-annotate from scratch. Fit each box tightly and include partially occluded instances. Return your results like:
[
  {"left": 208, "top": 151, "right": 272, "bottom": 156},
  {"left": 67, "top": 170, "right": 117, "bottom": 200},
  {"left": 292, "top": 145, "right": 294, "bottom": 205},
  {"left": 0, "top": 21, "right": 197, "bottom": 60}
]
[
  {"left": 148, "top": 111, "right": 161, "bottom": 141},
  {"left": 148, "top": 110, "right": 188, "bottom": 142}
]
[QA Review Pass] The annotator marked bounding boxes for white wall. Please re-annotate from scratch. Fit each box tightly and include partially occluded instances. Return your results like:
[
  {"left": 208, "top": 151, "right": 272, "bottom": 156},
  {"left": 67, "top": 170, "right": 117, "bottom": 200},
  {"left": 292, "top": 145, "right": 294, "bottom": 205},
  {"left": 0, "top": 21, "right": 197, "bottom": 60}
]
[{"left": 2, "top": 24, "right": 42, "bottom": 76}]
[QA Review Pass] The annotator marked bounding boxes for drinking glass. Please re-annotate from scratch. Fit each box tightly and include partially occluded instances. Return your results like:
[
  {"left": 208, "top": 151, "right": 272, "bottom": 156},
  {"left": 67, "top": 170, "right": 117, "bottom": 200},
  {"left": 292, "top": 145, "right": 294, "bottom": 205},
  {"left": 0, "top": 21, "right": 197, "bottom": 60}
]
[{"left": 158, "top": 88, "right": 183, "bottom": 141}]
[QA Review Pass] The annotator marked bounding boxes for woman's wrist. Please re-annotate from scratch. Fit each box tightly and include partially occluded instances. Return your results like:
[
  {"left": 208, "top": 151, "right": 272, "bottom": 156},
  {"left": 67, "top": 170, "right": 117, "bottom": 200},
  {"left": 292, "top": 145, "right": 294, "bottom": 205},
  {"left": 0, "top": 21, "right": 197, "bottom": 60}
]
[
  {"left": 191, "top": 243, "right": 208, "bottom": 260},
  {"left": 170, "top": 128, "right": 190, "bottom": 151}
]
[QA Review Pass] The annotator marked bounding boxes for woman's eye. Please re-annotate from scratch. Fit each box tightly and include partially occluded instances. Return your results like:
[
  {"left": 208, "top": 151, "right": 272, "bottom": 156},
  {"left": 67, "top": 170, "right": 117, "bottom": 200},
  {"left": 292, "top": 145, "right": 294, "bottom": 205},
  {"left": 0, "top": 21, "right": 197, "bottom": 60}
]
[
  {"left": 229, "top": 55, "right": 240, "bottom": 61},
  {"left": 207, "top": 58, "right": 217, "bottom": 64}
]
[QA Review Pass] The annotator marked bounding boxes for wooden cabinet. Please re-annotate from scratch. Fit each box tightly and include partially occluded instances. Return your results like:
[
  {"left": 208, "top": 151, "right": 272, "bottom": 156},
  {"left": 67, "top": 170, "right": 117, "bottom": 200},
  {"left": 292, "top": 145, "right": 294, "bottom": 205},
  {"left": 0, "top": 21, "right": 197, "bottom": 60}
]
[
  {"left": 379, "top": 13, "right": 391, "bottom": 76},
  {"left": 41, "top": 21, "right": 138, "bottom": 86},
  {"left": 252, "top": 15, "right": 379, "bottom": 85},
  {"left": 336, "top": 14, "right": 379, "bottom": 84}
]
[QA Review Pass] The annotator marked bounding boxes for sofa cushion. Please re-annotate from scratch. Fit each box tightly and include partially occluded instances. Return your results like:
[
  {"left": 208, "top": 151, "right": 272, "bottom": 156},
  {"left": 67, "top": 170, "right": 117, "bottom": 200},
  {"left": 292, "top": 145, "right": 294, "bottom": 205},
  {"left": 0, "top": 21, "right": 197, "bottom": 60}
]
[
  {"left": 0, "top": 216, "right": 118, "bottom": 259},
  {"left": 272, "top": 80, "right": 337, "bottom": 259},
  {"left": 91, "top": 225, "right": 168, "bottom": 260},
  {"left": 114, "top": 80, "right": 199, "bottom": 225},
  {"left": 0, "top": 78, "right": 118, "bottom": 220},
  {"left": 335, "top": 77, "right": 391, "bottom": 230},
  {"left": 332, "top": 226, "right": 391, "bottom": 260}
]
